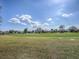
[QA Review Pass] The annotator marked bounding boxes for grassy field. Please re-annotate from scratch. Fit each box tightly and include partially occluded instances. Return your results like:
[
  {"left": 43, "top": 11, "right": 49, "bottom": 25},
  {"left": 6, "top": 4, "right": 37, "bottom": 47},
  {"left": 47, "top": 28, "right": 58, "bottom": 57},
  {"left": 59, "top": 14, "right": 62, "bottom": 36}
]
[{"left": 0, "top": 33, "right": 79, "bottom": 59}]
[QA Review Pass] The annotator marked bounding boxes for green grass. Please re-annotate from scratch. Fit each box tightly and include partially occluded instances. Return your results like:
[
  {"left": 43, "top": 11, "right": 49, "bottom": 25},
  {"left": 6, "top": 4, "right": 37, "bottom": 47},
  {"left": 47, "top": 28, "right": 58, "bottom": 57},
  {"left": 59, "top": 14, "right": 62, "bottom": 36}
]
[
  {"left": 0, "top": 33, "right": 79, "bottom": 59},
  {"left": 12, "top": 32, "right": 79, "bottom": 37}
]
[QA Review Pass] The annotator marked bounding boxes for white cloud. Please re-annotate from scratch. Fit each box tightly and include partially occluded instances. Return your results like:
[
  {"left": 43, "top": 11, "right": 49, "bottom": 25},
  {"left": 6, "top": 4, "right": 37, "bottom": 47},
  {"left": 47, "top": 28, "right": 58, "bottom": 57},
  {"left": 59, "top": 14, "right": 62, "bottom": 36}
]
[
  {"left": 56, "top": 7, "right": 64, "bottom": 15},
  {"left": 21, "top": 23, "right": 27, "bottom": 25},
  {"left": 56, "top": 7, "right": 73, "bottom": 18},
  {"left": 41, "top": 23, "right": 50, "bottom": 31},
  {"left": 9, "top": 18, "right": 20, "bottom": 24},
  {"left": 9, "top": 14, "right": 33, "bottom": 25},
  {"left": 54, "top": 0, "right": 73, "bottom": 18},
  {"left": 19, "top": 15, "right": 32, "bottom": 23},
  {"left": 62, "top": 13, "right": 72, "bottom": 17},
  {"left": 47, "top": 0, "right": 70, "bottom": 6},
  {"left": 31, "top": 21, "right": 41, "bottom": 28},
  {"left": 53, "top": 0, "right": 68, "bottom": 4},
  {"left": 31, "top": 22, "right": 50, "bottom": 31},
  {"left": 43, "top": 23, "right": 49, "bottom": 26},
  {"left": 9, "top": 17, "right": 27, "bottom": 25},
  {"left": 9, "top": 14, "right": 52, "bottom": 31},
  {"left": 47, "top": 18, "right": 53, "bottom": 21},
  {"left": 9, "top": 15, "right": 42, "bottom": 28}
]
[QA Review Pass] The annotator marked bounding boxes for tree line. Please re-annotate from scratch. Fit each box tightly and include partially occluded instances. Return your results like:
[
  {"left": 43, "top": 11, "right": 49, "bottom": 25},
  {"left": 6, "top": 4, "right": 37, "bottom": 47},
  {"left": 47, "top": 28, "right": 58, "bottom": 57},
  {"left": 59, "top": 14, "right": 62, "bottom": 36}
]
[{"left": 0, "top": 25, "right": 79, "bottom": 35}]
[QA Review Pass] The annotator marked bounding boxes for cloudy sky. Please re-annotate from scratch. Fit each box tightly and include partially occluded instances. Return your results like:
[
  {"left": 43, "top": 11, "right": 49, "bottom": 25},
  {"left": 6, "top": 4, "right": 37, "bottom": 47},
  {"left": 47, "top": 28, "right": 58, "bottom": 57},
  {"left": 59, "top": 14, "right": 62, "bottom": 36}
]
[{"left": 0, "top": 0, "right": 79, "bottom": 31}]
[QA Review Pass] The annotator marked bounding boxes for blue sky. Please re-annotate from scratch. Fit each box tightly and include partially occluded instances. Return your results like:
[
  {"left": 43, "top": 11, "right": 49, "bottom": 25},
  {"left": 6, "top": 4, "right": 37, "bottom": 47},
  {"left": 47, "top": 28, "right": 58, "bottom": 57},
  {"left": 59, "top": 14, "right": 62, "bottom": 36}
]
[{"left": 0, "top": 0, "right": 79, "bottom": 31}]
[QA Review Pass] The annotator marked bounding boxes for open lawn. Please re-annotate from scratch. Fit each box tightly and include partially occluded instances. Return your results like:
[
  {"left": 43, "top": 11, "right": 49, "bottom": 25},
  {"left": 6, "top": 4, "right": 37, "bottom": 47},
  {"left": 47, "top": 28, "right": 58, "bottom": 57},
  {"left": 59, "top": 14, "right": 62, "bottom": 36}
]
[{"left": 0, "top": 33, "right": 79, "bottom": 59}]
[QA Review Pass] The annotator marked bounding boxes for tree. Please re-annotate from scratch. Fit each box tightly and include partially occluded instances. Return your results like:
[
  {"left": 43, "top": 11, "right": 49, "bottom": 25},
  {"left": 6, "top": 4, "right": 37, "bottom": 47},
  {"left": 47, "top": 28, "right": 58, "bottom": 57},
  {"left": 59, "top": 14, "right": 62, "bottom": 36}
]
[
  {"left": 51, "top": 29, "right": 53, "bottom": 33},
  {"left": 9, "top": 30, "right": 15, "bottom": 34},
  {"left": 68, "top": 26, "right": 78, "bottom": 32},
  {"left": 35, "top": 27, "right": 42, "bottom": 33},
  {"left": 24, "top": 28, "right": 27, "bottom": 33},
  {"left": 59, "top": 25, "right": 65, "bottom": 33}
]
